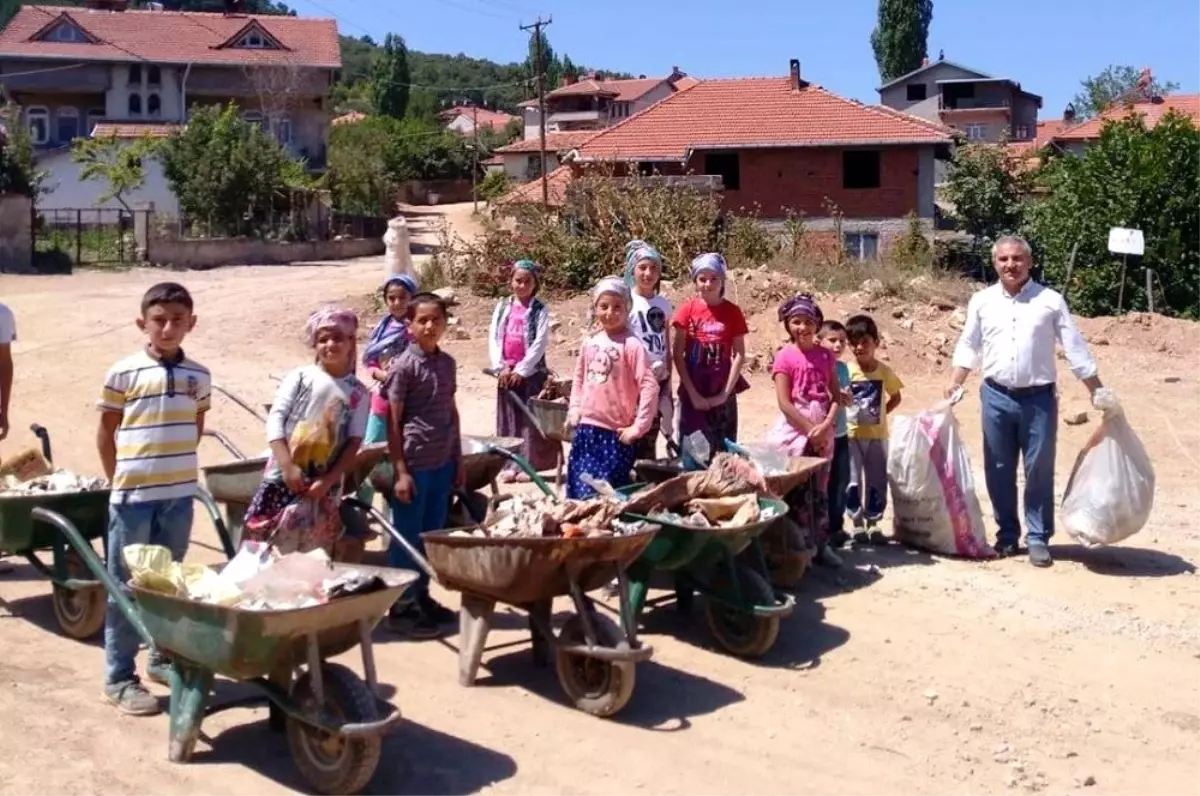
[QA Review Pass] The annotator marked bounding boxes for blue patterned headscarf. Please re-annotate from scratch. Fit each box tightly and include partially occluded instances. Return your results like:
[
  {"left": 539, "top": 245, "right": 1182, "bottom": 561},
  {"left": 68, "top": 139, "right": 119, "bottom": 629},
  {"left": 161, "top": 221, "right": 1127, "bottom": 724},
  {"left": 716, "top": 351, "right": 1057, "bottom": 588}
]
[
  {"left": 512, "top": 258, "right": 541, "bottom": 295},
  {"left": 624, "top": 240, "right": 647, "bottom": 263},
  {"left": 778, "top": 293, "right": 823, "bottom": 325},
  {"left": 363, "top": 274, "right": 418, "bottom": 364},
  {"left": 689, "top": 252, "right": 727, "bottom": 297},
  {"left": 624, "top": 244, "right": 663, "bottom": 289},
  {"left": 383, "top": 273, "right": 418, "bottom": 298}
]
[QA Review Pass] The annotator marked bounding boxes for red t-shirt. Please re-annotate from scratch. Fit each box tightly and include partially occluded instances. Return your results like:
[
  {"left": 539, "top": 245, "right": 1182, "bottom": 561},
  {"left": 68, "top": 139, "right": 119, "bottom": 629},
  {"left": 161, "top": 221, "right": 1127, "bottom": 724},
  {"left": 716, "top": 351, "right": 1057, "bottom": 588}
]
[{"left": 671, "top": 297, "right": 749, "bottom": 373}]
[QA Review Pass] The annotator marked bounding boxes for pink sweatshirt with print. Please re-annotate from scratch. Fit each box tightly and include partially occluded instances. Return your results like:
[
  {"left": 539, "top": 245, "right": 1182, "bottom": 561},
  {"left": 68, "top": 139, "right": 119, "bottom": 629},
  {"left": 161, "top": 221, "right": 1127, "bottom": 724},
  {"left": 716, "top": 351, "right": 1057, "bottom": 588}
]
[{"left": 569, "top": 329, "right": 660, "bottom": 438}]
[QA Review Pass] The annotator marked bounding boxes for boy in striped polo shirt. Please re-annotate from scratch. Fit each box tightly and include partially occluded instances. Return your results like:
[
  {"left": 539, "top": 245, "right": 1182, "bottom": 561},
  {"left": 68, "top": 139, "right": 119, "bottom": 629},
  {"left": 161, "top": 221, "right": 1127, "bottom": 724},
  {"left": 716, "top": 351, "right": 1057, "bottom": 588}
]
[{"left": 97, "top": 282, "right": 210, "bottom": 716}]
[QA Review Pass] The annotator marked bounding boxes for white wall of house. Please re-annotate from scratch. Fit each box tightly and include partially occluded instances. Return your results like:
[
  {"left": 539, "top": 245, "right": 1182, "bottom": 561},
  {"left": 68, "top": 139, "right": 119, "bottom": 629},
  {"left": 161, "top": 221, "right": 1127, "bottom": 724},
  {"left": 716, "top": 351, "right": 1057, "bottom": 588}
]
[
  {"left": 522, "top": 107, "right": 541, "bottom": 141},
  {"left": 497, "top": 151, "right": 564, "bottom": 181},
  {"left": 36, "top": 149, "right": 179, "bottom": 215},
  {"left": 445, "top": 114, "right": 474, "bottom": 134}
]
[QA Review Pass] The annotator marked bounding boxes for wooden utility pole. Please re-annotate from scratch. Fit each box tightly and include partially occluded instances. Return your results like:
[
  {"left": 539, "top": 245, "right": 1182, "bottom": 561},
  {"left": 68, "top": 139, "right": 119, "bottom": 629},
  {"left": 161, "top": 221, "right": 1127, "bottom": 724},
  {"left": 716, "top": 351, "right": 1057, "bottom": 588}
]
[
  {"left": 520, "top": 15, "right": 552, "bottom": 207},
  {"left": 471, "top": 104, "right": 479, "bottom": 212}
]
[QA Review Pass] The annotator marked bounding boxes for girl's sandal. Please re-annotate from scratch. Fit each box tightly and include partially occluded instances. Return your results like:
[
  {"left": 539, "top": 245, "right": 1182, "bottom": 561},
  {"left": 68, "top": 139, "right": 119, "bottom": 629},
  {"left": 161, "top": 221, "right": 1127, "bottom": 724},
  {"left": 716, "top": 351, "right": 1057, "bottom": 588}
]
[{"left": 512, "top": 472, "right": 532, "bottom": 484}]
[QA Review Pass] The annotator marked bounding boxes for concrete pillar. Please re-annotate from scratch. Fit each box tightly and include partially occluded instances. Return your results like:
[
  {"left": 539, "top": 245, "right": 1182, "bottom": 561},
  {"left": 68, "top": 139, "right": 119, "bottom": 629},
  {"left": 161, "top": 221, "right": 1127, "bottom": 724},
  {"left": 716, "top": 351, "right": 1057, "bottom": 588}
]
[
  {"left": 382, "top": 216, "right": 413, "bottom": 280},
  {"left": 134, "top": 201, "right": 154, "bottom": 261}
]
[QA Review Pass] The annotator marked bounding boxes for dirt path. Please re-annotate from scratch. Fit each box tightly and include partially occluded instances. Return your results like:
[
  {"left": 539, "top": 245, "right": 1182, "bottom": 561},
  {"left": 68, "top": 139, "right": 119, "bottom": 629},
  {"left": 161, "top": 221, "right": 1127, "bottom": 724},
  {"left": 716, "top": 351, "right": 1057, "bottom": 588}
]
[{"left": 1, "top": 205, "right": 1198, "bottom": 795}]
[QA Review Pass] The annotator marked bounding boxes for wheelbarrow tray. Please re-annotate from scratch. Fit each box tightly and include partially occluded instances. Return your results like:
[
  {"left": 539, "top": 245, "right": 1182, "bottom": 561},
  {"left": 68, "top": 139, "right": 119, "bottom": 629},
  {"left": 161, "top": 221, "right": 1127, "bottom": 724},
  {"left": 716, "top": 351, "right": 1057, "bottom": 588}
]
[
  {"left": 421, "top": 529, "right": 656, "bottom": 606},
  {"left": 634, "top": 456, "right": 826, "bottom": 497},
  {"left": 0, "top": 490, "right": 110, "bottom": 553},
  {"left": 132, "top": 563, "right": 417, "bottom": 682},
  {"left": 461, "top": 436, "right": 523, "bottom": 491},
  {"left": 616, "top": 485, "right": 787, "bottom": 572},
  {"left": 202, "top": 456, "right": 267, "bottom": 505}
]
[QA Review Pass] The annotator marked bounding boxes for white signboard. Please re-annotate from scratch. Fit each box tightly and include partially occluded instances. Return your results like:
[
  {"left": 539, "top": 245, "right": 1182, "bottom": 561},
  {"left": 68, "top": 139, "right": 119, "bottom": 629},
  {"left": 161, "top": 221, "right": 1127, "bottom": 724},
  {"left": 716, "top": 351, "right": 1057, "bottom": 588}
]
[{"left": 1108, "top": 227, "right": 1145, "bottom": 256}]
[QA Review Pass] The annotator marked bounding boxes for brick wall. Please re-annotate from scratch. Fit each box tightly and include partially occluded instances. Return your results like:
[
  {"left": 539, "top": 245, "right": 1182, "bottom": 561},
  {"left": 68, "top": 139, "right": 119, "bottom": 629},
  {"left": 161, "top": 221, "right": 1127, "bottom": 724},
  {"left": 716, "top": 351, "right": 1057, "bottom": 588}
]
[{"left": 684, "top": 146, "right": 923, "bottom": 218}]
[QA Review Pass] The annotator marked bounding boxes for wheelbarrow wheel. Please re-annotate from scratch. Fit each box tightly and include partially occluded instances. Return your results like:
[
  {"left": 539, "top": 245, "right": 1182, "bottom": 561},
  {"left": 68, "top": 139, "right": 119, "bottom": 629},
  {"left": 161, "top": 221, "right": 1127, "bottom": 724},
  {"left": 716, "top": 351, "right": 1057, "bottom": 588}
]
[
  {"left": 704, "top": 564, "right": 780, "bottom": 659},
  {"left": 554, "top": 613, "right": 636, "bottom": 718},
  {"left": 52, "top": 549, "right": 106, "bottom": 640},
  {"left": 287, "top": 663, "right": 382, "bottom": 795}
]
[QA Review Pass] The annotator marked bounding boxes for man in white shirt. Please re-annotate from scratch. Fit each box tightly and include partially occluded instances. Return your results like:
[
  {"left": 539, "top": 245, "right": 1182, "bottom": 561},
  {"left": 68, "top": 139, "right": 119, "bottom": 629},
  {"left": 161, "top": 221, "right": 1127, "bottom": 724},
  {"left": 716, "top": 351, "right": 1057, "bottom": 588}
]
[
  {"left": 0, "top": 301, "right": 14, "bottom": 443},
  {"left": 946, "top": 236, "right": 1103, "bottom": 567}
]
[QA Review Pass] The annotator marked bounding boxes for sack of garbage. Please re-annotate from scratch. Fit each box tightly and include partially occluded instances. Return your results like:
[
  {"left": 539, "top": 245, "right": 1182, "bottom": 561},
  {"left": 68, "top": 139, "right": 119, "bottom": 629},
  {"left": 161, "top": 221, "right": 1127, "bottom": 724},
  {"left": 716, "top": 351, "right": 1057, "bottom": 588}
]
[
  {"left": 1062, "top": 390, "right": 1154, "bottom": 547},
  {"left": 887, "top": 399, "right": 995, "bottom": 559}
]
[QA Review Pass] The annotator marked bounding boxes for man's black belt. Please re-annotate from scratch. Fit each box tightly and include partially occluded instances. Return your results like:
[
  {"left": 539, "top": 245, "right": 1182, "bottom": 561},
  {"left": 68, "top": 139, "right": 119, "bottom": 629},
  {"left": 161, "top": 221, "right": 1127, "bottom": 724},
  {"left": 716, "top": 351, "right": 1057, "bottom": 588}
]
[{"left": 984, "top": 378, "right": 1055, "bottom": 398}]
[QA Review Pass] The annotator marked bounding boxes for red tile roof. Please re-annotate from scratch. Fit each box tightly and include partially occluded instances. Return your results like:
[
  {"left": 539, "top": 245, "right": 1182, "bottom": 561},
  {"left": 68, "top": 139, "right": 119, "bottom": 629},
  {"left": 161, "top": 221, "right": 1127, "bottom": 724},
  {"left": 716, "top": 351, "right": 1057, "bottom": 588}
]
[
  {"left": 438, "top": 105, "right": 519, "bottom": 130},
  {"left": 547, "top": 77, "right": 665, "bottom": 103},
  {"left": 331, "top": 110, "right": 366, "bottom": 126},
  {"left": 573, "top": 77, "right": 952, "bottom": 161},
  {"left": 1004, "top": 118, "right": 1071, "bottom": 155},
  {"left": 496, "top": 165, "right": 572, "bottom": 207},
  {"left": 91, "top": 121, "right": 180, "bottom": 138},
  {"left": 1052, "top": 95, "right": 1200, "bottom": 142},
  {"left": 494, "top": 131, "right": 596, "bottom": 154},
  {"left": 0, "top": 5, "right": 340, "bottom": 68}
]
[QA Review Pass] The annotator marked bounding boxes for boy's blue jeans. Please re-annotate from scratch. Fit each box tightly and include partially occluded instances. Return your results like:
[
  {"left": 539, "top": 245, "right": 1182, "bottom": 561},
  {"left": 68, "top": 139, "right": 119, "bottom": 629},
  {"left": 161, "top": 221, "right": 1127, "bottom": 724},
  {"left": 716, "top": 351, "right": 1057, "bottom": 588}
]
[
  {"left": 105, "top": 497, "right": 193, "bottom": 685},
  {"left": 387, "top": 462, "right": 454, "bottom": 601}
]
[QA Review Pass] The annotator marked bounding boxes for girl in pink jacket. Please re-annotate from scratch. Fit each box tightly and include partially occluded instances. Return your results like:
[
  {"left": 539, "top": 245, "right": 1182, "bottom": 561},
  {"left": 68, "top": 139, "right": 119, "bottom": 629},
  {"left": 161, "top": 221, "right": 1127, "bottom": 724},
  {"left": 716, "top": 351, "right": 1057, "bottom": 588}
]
[{"left": 565, "top": 277, "right": 660, "bottom": 499}]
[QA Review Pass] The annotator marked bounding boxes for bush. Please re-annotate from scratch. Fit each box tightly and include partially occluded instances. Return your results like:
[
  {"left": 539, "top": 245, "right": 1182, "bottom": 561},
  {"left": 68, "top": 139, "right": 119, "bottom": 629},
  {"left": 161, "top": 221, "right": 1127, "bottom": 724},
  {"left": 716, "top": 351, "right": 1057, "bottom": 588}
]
[
  {"left": 721, "top": 205, "right": 779, "bottom": 266},
  {"left": 891, "top": 211, "right": 933, "bottom": 270},
  {"left": 477, "top": 170, "right": 512, "bottom": 203}
]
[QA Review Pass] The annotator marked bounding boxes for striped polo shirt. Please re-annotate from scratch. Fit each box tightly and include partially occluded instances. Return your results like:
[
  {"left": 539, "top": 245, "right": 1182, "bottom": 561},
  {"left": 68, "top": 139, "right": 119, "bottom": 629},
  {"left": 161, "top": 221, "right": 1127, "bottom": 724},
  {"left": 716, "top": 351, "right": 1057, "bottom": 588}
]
[{"left": 98, "top": 348, "right": 212, "bottom": 504}]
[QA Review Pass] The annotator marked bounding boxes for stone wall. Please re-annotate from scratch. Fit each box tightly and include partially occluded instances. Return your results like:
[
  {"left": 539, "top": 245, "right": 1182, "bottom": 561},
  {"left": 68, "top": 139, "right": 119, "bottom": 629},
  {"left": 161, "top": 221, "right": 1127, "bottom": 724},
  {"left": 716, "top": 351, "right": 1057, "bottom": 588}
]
[
  {"left": 0, "top": 194, "right": 32, "bottom": 273},
  {"left": 147, "top": 230, "right": 383, "bottom": 270}
]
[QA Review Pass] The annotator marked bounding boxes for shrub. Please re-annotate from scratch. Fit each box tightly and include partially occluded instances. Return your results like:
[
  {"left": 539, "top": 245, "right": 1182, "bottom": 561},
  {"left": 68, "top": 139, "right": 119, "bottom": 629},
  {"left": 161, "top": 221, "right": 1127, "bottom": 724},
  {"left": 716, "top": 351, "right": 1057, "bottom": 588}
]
[{"left": 477, "top": 170, "right": 513, "bottom": 203}]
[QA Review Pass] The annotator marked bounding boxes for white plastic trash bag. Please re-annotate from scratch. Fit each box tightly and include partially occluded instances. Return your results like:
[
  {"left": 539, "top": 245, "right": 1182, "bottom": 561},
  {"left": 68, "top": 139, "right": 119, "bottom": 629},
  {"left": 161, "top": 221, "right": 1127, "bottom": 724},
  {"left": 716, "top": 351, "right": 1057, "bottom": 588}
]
[
  {"left": 1062, "top": 391, "right": 1154, "bottom": 547},
  {"left": 888, "top": 398, "right": 995, "bottom": 559}
]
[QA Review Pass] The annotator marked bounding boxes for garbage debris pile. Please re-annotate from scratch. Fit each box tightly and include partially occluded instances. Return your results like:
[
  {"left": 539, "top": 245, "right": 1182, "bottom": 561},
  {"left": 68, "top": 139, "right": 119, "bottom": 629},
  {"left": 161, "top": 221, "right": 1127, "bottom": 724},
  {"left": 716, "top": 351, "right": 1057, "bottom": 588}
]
[
  {"left": 536, "top": 377, "right": 570, "bottom": 403},
  {"left": 453, "top": 493, "right": 647, "bottom": 539},
  {"left": 1, "top": 468, "right": 109, "bottom": 495},
  {"left": 125, "top": 542, "right": 401, "bottom": 611},
  {"left": 622, "top": 453, "right": 782, "bottom": 528}
]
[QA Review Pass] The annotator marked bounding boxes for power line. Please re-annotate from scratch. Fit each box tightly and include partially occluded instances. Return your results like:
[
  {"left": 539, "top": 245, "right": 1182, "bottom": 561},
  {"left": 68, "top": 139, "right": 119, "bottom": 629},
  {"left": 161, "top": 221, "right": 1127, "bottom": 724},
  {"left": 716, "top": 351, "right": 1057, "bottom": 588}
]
[
  {"left": 519, "top": 14, "right": 551, "bottom": 206},
  {"left": 433, "top": 0, "right": 516, "bottom": 21}
]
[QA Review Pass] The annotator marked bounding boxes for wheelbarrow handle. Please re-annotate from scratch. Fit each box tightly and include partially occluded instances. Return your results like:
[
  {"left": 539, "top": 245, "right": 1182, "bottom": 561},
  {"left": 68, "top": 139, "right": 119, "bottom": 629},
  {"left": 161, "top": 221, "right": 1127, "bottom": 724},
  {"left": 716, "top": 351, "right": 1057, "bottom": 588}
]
[
  {"left": 339, "top": 496, "right": 440, "bottom": 582},
  {"left": 31, "top": 506, "right": 155, "bottom": 649},
  {"left": 201, "top": 429, "right": 247, "bottom": 461},
  {"left": 484, "top": 445, "right": 558, "bottom": 500},
  {"left": 211, "top": 383, "right": 268, "bottom": 423},
  {"left": 193, "top": 486, "right": 238, "bottom": 560}
]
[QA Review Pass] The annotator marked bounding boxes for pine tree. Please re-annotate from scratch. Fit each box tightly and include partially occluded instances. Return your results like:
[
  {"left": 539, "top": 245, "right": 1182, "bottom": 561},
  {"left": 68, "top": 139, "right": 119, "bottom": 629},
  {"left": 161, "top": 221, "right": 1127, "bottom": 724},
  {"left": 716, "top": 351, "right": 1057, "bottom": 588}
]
[
  {"left": 870, "top": 0, "right": 934, "bottom": 83},
  {"left": 371, "top": 33, "right": 410, "bottom": 120}
]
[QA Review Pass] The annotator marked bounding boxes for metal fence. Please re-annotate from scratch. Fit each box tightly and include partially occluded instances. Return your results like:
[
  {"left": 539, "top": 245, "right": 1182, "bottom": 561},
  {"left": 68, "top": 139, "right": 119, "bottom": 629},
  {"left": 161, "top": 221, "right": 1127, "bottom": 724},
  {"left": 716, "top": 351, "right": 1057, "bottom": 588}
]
[
  {"left": 33, "top": 207, "right": 148, "bottom": 268},
  {"left": 171, "top": 203, "right": 386, "bottom": 243}
]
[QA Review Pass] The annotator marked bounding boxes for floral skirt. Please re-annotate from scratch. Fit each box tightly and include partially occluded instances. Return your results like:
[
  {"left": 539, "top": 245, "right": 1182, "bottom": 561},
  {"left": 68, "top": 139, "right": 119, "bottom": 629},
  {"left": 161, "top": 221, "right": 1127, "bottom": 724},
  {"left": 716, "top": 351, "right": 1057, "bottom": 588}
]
[{"left": 244, "top": 480, "right": 342, "bottom": 555}]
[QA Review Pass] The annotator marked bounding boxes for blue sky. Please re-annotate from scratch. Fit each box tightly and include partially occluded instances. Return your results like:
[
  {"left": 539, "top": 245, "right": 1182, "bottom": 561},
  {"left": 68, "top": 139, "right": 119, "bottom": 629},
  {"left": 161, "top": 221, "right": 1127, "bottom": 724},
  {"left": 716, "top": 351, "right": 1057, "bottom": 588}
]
[{"left": 293, "top": 0, "right": 1198, "bottom": 118}]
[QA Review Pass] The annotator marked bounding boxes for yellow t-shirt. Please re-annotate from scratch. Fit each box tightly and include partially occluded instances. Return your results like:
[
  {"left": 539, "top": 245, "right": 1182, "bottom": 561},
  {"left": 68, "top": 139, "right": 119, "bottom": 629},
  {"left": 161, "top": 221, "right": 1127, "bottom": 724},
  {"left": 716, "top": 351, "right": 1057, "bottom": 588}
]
[{"left": 846, "top": 360, "right": 904, "bottom": 440}]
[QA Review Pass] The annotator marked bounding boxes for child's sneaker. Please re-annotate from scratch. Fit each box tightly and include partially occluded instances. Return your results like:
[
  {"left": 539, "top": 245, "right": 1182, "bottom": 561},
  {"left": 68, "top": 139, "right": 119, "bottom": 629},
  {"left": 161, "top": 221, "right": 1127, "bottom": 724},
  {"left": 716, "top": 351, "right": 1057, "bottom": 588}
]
[
  {"left": 387, "top": 602, "right": 441, "bottom": 640},
  {"left": 828, "top": 530, "right": 850, "bottom": 549},
  {"left": 145, "top": 651, "right": 173, "bottom": 686},
  {"left": 600, "top": 578, "right": 620, "bottom": 599},
  {"left": 104, "top": 680, "right": 160, "bottom": 716},
  {"left": 852, "top": 530, "right": 871, "bottom": 545},
  {"left": 815, "top": 544, "right": 843, "bottom": 568},
  {"left": 869, "top": 530, "right": 890, "bottom": 546},
  {"left": 418, "top": 594, "right": 458, "bottom": 625}
]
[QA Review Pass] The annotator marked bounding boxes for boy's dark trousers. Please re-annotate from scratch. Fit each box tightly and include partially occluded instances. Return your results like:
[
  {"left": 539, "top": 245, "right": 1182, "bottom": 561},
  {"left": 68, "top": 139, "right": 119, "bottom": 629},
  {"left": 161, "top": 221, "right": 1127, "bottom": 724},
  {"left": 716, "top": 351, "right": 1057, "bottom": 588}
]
[{"left": 828, "top": 435, "right": 851, "bottom": 537}]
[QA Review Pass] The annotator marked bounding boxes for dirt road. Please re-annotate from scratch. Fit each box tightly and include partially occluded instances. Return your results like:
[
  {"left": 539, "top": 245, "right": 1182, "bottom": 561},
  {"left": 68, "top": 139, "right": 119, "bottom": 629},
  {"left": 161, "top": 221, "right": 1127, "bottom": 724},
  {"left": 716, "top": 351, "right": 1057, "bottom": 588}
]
[{"left": 1, "top": 208, "right": 1197, "bottom": 795}]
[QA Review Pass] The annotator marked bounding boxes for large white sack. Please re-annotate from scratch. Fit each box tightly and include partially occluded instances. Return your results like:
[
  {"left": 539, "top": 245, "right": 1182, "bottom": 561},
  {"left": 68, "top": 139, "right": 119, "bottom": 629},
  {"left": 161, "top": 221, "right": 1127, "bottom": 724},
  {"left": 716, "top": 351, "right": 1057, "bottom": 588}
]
[
  {"left": 1062, "top": 393, "right": 1155, "bottom": 547},
  {"left": 888, "top": 399, "right": 995, "bottom": 559}
]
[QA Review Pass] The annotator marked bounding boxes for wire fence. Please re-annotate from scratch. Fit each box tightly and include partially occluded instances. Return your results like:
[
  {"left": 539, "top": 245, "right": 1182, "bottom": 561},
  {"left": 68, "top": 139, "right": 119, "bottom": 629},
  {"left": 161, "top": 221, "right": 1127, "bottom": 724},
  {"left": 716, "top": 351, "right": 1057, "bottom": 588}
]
[{"left": 33, "top": 207, "right": 146, "bottom": 268}]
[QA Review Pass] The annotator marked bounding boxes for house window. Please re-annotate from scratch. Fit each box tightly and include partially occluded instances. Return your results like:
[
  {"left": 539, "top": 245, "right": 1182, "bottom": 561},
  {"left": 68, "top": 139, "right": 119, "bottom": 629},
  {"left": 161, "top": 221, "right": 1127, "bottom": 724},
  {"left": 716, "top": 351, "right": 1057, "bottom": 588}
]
[
  {"left": 128, "top": 64, "right": 142, "bottom": 84},
  {"left": 236, "top": 29, "right": 272, "bottom": 49},
  {"left": 25, "top": 106, "right": 48, "bottom": 145},
  {"left": 844, "top": 232, "right": 880, "bottom": 261},
  {"left": 843, "top": 150, "right": 881, "bottom": 189},
  {"left": 637, "top": 161, "right": 656, "bottom": 176},
  {"left": 1014, "top": 125, "right": 1029, "bottom": 139},
  {"left": 147, "top": 93, "right": 161, "bottom": 117},
  {"left": 87, "top": 108, "right": 105, "bottom": 136},
  {"left": 147, "top": 66, "right": 161, "bottom": 86},
  {"left": 55, "top": 107, "right": 80, "bottom": 142},
  {"left": 906, "top": 84, "right": 927, "bottom": 101},
  {"left": 128, "top": 93, "right": 142, "bottom": 116},
  {"left": 964, "top": 122, "right": 988, "bottom": 140},
  {"left": 526, "top": 154, "right": 543, "bottom": 179},
  {"left": 703, "top": 151, "right": 740, "bottom": 191},
  {"left": 242, "top": 110, "right": 265, "bottom": 129},
  {"left": 274, "top": 114, "right": 292, "bottom": 145},
  {"left": 45, "top": 21, "right": 89, "bottom": 43}
]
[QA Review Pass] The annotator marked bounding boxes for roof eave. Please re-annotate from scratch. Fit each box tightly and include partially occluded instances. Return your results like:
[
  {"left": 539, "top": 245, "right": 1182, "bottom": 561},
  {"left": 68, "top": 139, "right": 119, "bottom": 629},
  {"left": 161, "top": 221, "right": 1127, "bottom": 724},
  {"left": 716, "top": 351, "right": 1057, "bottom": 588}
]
[
  {"left": 0, "top": 49, "right": 340, "bottom": 68},
  {"left": 877, "top": 59, "right": 991, "bottom": 91},
  {"left": 579, "top": 137, "right": 950, "bottom": 161}
]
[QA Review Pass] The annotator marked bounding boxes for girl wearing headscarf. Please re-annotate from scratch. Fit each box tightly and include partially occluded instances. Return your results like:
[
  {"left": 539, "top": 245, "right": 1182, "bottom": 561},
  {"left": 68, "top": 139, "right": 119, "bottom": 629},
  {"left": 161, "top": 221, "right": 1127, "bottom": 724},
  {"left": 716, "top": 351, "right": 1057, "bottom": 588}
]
[
  {"left": 358, "top": 274, "right": 417, "bottom": 504},
  {"left": 488, "top": 259, "right": 557, "bottom": 481},
  {"left": 244, "top": 307, "right": 370, "bottom": 554},
  {"left": 765, "top": 293, "right": 841, "bottom": 555},
  {"left": 565, "top": 276, "right": 659, "bottom": 499},
  {"left": 670, "top": 253, "right": 750, "bottom": 466},
  {"left": 624, "top": 242, "right": 674, "bottom": 459}
]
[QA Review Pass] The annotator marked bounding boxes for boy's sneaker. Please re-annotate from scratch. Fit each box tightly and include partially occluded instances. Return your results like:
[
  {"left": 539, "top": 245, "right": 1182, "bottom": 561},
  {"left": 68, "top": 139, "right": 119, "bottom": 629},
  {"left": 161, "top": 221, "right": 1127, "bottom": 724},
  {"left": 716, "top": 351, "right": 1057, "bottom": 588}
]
[
  {"left": 104, "top": 680, "right": 161, "bottom": 716},
  {"left": 828, "top": 530, "right": 850, "bottom": 549},
  {"left": 145, "top": 651, "right": 173, "bottom": 686},
  {"left": 418, "top": 594, "right": 458, "bottom": 625},
  {"left": 868, "top": 530, "right": 890, "bottom": 546},
  {"left": 815, "top": 545, "right": 843, "bottom": 568},
  {"left": 387, "top": 602, "right": 442, "bottom": 640},
  {"left": 852, "top": 531, "right": 871, "bottom": 545}
]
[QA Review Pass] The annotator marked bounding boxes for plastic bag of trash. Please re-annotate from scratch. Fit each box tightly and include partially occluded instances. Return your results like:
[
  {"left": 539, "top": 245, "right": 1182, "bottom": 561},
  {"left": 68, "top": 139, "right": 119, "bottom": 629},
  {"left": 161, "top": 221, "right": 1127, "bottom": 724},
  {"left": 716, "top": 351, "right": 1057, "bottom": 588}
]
[
  {"left": 887, "top": 399, "right": 995, "bottom": 559},
  {"left": 125, "top": 544, "right": 184, "bottom": 595},
  {"left": 1062, "top": 390, "right": 1155, "bottom": 547}
]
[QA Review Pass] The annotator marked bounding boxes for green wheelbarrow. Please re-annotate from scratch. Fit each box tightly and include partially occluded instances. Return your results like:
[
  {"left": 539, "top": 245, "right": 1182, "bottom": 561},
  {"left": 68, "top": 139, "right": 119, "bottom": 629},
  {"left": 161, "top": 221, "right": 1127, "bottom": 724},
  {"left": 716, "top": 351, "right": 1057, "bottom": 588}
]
[
  {"left": 616, "top": 485, "right": 795, "bottom": 658},
  {"left": 497, "top": 447, "right": 795, "bottom": 659},
  {"left": 46, "top": 508, "right": 415, "bottom": 795}
]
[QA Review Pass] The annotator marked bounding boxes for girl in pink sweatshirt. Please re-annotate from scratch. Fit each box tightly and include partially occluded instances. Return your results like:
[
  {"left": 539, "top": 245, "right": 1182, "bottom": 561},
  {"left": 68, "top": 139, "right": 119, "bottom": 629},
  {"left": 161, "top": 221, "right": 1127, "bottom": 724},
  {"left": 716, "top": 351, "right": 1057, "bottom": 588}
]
[{"left": 565, "top": 276, "right": 660, "bottom": 499}]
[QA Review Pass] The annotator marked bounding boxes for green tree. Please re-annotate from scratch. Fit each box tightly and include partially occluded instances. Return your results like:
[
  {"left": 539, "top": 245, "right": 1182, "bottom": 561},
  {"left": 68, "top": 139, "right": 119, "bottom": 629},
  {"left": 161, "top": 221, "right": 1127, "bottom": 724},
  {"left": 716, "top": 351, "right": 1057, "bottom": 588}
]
[
  {"left": 525, "top": 29, "right": 562, "bottom": 90},
  {"left": 160, "top": 104, "right": 305, "bottom": 235},
  {"left": 72, "top": 134, "right": 158, "bottom": 212},
  {"left": 942, "top": 140, "right": 1029, "bottom": 256},
  {"left": 870, "top": 0, "right": 934, "bottom": 83},
  {"left": 1070, "top": 65, "right": 1180, "bottom": 120},
  {"left": 0, "top": 112, "right": 39, "bottom": 197},
  {"left": 561, "top": 54, "right": 580, "bottom": 82},
  {"left": 371, "top": 33, "right": 411, "bottom": 120},
  {"left": 1023, "top": 111, "right": 1199, "bottom": 318},
  {"left": 477, "top": 170, "right": 512, "bottom": 203}
]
